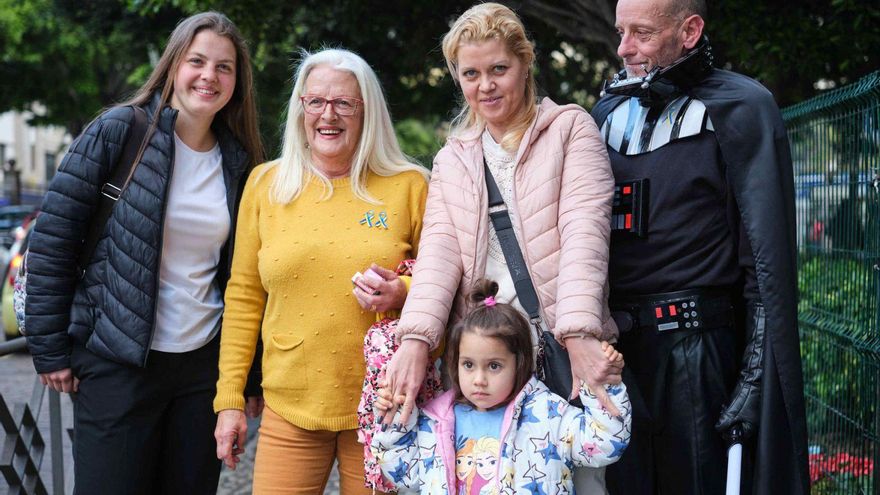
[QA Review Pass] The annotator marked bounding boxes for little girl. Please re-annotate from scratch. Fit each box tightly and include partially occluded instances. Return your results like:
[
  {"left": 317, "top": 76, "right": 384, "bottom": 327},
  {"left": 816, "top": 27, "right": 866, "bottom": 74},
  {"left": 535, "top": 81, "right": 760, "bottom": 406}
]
[{"left": 372, "top": 280, "right": 631, "bottom": 494}]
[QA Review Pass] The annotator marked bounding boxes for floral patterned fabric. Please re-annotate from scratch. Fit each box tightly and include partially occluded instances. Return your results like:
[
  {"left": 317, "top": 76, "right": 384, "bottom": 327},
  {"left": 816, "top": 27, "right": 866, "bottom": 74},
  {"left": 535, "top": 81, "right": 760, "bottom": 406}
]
[
  {"left": 12, "top": 251, "right": 27, "bottom": 335},
  {"left": 357, "top": 259, "right": 443, "bottom": 492}
]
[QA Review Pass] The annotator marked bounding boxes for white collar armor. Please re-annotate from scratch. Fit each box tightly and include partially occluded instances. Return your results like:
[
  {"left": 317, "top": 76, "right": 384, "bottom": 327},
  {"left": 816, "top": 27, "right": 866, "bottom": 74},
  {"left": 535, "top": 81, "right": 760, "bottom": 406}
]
[
  {"left": 600, "top": 36, "right": 714, "bottom": 107},
  {"left": 600, "top": 95, "right": 714, "bottom": 155}
]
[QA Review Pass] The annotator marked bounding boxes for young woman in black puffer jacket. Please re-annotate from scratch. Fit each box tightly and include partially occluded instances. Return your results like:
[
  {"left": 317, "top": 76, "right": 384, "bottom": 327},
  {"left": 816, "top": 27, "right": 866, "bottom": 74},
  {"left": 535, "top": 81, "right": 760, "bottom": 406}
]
[{"left": 24, "top": 12, "right": 264, "bottom": 494}]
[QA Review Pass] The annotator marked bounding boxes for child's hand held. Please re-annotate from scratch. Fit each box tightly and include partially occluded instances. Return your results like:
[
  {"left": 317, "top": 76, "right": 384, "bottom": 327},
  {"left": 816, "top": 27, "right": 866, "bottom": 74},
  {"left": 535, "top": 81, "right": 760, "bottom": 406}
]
[
  {"left": 374, "top": 387, "right": 395, "bottom": 414},
  {"left": 601, "top": 342, "right": 624, "bottom": 366}
]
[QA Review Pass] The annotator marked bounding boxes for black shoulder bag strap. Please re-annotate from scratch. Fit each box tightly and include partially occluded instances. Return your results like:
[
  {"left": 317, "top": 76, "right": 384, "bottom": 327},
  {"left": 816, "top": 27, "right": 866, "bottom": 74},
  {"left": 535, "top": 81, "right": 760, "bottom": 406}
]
[
  {"left": 483, "top": 159, "right": 578, "bottom": 403},
  {"left": 77, "top": 106, "right": 152, "bottom": 272},
  {"left": 483, "top": 160, "right": 542, "bottom": 328}
]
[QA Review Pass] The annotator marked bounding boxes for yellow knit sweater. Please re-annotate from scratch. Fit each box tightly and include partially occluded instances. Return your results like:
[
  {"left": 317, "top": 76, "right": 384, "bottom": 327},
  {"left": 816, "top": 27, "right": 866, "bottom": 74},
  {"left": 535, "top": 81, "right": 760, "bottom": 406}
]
[{"left": 214, "top": 164, "right": 427, "bottom": 431}]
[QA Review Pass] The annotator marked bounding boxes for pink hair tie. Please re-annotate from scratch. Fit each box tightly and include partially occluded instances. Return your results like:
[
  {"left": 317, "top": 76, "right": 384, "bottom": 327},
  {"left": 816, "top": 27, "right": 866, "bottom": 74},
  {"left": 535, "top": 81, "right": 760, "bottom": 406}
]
[{"left": 484, "top": 296, "right": 497, "bottom": 307}]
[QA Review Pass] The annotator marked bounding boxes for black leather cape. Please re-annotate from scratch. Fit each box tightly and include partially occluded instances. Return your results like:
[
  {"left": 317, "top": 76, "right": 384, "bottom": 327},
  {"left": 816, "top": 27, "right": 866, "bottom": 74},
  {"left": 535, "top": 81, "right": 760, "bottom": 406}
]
[{"left": 592, "top": 69, "right": 809, "bottom": 494}]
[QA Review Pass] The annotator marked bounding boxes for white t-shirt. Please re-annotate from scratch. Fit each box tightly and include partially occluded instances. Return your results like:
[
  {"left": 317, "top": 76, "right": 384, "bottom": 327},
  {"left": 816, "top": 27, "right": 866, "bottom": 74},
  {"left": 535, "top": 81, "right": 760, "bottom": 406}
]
[{"left": 151, "top": 133, "right": 229, "bottom": 352}]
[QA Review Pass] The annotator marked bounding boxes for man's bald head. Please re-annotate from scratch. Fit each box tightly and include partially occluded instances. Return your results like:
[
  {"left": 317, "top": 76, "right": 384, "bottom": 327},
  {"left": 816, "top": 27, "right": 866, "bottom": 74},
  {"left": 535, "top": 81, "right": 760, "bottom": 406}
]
[{"left": 615, "top": 0, "right": 706, "bottom": 77}]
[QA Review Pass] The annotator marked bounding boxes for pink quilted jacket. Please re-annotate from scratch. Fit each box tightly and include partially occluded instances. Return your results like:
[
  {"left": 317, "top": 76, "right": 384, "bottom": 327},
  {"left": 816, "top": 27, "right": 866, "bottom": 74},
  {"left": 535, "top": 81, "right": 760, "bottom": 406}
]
[{"left": 398, "top": 98, "right": 618, "bottom": 348}]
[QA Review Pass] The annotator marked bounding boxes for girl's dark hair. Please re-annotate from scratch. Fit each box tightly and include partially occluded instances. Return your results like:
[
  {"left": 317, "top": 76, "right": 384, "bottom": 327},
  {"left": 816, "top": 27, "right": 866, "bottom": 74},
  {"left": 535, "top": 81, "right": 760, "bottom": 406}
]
[
  {"left": 444, "top": 279, "right": 534, "bottom": 406},
  {"left": 120, "top": 11, "right": 265, "bottom": 169}
]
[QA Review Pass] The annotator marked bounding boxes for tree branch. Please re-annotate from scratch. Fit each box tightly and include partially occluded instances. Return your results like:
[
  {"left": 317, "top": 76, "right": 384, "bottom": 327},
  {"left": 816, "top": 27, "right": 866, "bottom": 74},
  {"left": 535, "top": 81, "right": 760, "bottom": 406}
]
[{"left": 503, "top": 0, "right": 619, "bottom": 59}]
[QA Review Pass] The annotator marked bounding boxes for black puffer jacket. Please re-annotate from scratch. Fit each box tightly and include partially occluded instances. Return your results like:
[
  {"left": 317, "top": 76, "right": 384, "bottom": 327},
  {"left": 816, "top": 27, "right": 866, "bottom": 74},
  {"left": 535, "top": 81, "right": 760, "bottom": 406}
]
[{"left": 26, "top": 93, "right": 251, "bottom": 374}]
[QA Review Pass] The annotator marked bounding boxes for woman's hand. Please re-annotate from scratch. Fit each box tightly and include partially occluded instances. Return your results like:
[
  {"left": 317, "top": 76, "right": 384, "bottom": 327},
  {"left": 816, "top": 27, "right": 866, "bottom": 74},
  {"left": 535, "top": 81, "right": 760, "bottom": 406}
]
[
  {"left": 352, "top": 263, "right": 408, "bottom": 312},
  {"left": 381, "top": 339, "right": 429, "bottom": 425},
  {"left": 39, "top": 368, "right": 79, "bottom": 393},
  {"left": 565, "top": 335, "right": 624, "bottom": 416},
  {"left": 215, "top": 409, "right": 247, "bottom": 470}
]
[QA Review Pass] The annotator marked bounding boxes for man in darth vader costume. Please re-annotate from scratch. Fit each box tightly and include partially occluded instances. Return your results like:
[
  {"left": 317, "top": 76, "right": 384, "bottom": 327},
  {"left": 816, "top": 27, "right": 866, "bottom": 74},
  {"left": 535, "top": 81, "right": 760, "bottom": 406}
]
[{"left": 592, "top": 0, "right": 809, "bottom": 493}]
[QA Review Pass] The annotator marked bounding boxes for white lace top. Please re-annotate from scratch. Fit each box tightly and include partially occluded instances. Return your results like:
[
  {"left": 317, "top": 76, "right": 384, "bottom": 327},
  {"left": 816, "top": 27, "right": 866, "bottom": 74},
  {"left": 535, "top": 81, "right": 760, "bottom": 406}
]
[{"left": 483, "top": 130, "right": 520, "bottom": 264}]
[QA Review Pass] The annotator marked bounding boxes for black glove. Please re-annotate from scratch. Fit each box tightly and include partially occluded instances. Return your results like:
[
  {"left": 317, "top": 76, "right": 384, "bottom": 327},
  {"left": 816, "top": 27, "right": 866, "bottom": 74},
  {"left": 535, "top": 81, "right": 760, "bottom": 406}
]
[{"left": 716, "top": 304, "right": 765, "bottom": 441}]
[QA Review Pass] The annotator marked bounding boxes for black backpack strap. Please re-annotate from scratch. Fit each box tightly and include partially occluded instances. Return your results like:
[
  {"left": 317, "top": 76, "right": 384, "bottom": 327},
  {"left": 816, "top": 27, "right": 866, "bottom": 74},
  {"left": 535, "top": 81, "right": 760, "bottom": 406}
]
[{"left": 77, "top": 106, "right": 151, "bottom": 272}]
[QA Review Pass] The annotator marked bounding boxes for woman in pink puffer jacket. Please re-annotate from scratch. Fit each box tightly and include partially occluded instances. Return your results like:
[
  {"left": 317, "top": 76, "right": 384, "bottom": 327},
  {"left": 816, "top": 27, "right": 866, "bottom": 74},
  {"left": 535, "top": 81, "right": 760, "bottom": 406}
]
[{"left": 382, "top": 4, "right": 622, "bottom": 491}]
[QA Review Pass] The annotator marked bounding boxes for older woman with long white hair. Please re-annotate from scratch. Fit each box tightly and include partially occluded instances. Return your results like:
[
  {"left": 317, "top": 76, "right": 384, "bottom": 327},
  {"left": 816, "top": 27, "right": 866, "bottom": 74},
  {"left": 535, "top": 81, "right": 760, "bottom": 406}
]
[{"left": 213, "top": 48, "right": 428, "bottom": 494}]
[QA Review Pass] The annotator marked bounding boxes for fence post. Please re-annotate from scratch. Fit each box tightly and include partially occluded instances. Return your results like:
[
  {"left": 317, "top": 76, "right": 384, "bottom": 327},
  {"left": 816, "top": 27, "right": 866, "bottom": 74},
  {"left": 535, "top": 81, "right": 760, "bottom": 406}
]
[
  {"left": 48, "top": 390, "right": 64, "bottom": 495},
  {"left": 3, "top": 159, "right": 22, "bottom": 205}
]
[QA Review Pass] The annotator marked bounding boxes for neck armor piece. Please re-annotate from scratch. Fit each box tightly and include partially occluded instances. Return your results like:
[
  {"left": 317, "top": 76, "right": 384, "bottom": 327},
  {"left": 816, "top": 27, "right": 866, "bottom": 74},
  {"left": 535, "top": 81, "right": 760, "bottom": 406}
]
[{"left": 601, "top": 36, "right": 714, "bottom": 107}]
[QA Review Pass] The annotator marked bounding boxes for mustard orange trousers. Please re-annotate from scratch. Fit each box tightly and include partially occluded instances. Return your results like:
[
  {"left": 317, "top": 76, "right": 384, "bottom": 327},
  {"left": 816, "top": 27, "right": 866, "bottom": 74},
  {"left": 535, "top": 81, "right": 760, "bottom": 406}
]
[{"left": 253, "top": 406, "right": 387, "bottom": 494}]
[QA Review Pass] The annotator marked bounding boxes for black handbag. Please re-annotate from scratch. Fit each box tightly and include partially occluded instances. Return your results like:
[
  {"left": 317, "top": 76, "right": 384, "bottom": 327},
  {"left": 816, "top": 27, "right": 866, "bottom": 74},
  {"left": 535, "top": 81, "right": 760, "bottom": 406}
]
[{"left": 483, "top": 161, "right": 580, "bottom": 405}]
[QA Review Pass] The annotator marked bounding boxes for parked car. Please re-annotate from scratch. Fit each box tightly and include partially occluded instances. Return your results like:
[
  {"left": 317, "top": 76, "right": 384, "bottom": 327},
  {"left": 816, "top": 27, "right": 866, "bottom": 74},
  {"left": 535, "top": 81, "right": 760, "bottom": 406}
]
[
  {"left": 1, "top": 220, "right": 33, "bottom": 340},
  {"left": 0, "top": 205, "right": 38, "bottom": 248}
]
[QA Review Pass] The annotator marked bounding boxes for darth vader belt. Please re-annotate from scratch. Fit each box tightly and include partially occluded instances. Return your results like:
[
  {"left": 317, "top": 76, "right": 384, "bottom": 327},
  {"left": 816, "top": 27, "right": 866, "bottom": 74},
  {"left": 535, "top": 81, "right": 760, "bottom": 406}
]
[{"left": 610, "top": 288, "right": 734, "bottom": 334}]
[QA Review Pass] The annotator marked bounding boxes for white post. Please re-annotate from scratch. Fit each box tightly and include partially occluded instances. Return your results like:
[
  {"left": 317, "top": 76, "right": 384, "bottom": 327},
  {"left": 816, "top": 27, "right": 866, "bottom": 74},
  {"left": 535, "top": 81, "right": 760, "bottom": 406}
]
[{"left": 726, "top": 442, "right": 742, "bottom": 495}]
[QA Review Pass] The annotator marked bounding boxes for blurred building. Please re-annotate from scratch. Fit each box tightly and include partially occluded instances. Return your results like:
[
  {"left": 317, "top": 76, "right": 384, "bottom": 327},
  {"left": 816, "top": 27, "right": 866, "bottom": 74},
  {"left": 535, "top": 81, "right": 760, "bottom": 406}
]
[{"left": 0, "top": 109, "right": 71, "bottom": 205}]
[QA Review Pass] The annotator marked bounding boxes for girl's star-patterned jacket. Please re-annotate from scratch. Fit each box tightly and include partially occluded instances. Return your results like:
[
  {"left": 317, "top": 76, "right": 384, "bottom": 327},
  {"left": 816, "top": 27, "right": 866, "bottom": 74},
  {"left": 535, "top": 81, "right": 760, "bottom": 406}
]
[{"left": 371, "top": 376, "right": 632, "bottom": 494}]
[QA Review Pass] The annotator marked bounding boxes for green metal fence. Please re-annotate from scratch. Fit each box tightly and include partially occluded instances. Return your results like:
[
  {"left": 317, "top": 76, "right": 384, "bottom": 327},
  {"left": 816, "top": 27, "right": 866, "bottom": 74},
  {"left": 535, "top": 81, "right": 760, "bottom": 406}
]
[{"left": 782, "top": 70, "right": 880, "bottom": 494}]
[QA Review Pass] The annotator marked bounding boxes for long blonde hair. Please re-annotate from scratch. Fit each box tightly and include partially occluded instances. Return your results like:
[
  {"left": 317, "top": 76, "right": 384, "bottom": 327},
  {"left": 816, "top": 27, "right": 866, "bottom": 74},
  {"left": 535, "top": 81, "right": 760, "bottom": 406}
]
[
  {"left": 267, "top": 48, "right": 427, "bottom": 204},
  {"left": 441, "top": 3, "right": 538, "bottom": 152}
]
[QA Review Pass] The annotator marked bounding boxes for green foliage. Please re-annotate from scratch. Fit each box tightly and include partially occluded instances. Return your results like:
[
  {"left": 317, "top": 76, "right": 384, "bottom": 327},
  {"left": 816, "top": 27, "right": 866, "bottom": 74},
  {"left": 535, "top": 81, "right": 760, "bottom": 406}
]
[
  {"left": 708, "top": 0, "right": 880, "bottom": 107},
  {"left": 2, "top": 0, "right": 879, "bottom": 145},
  {"left": 0, "top": 0, "right": 620, "bottom": 144},
  {"left": 798, "top": 255, "right": 878, "bottom": 459},
  {"left": 812, "top": 474, "right": 874, "bottom": 495},
  {"left": 0, "top": 0, "right": 182, "bottom": 134},
  {"left": 798, "top": 255, "right": 875, "bottom": 338},
  {"left": 393, "top": 119, "right": 443, "bottom": 170}
]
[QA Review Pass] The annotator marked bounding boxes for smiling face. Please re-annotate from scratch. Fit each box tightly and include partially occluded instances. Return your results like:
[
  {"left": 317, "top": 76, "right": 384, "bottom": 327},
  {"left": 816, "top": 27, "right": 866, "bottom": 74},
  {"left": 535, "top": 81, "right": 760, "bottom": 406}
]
[
  {"left": 457, "top": 332, "right": 517, "bottom": 411},
  {"left": 170, "top": 30, "right": 237, "bottom": 125},
  {"left": 475, "top": 450, "right": 498, "bottom": 481},
  {"left": 615, "top": 0, "right": 690, "bottom": 78},
  {"left": 455, "top": 38, "right": 527, "bottom": 142},
  {"left": 456, "top": 451, "right": 474, "bottom": 480},
  {"left": 302, "top": 66, "right": 364, "bottom": 176}
]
